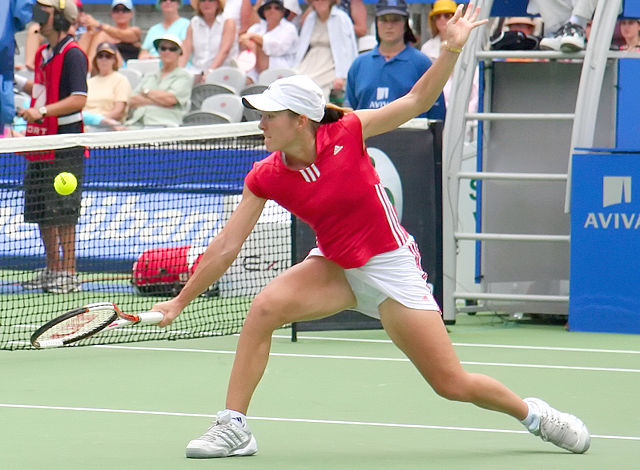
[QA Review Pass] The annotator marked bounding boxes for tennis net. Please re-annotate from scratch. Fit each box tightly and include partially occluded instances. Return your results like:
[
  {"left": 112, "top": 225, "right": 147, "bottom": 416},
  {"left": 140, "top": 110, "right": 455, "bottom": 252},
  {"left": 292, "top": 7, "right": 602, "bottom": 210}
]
[{"left": 0, "top": 123, "right": 292, "bottom": 350}]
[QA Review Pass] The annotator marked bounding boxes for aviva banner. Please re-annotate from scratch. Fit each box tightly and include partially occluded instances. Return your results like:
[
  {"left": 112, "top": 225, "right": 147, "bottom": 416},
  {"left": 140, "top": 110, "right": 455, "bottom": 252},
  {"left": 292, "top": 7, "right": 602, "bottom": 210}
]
[{"left": 570, "top": 151, "right": 640, "bottom": 334}]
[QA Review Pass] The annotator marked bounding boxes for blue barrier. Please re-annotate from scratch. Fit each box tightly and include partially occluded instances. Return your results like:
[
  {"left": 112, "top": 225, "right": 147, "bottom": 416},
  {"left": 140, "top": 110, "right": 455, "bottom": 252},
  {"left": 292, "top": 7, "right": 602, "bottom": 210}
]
[
  {"left": 617, "top": 59, "right": 640, "bottom": 149},
  {"left": 0, "top": 147, "right": 269, "bottom": 272},
  {"left": 570, "top": 149, "right": 640, "bottom": 334}
]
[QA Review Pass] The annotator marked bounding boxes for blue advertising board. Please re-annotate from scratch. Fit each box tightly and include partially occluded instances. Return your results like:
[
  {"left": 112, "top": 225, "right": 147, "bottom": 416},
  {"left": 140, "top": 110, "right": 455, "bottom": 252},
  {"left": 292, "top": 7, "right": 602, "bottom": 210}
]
[
  {"left": 0, "top": 146, "right": 267, "bottom": 272},
  {"left": 570, "top": 150, "right": 640, "bottom": 334},
  {"left": 1, "top": 188, "right": 226, "bottom": 271}
]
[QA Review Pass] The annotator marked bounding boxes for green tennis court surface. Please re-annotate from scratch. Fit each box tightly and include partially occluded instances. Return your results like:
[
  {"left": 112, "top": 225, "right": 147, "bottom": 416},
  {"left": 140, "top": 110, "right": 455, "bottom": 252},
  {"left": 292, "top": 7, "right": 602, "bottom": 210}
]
[{"left": 1, "top": 313, "right": 639, "bottom": 469}]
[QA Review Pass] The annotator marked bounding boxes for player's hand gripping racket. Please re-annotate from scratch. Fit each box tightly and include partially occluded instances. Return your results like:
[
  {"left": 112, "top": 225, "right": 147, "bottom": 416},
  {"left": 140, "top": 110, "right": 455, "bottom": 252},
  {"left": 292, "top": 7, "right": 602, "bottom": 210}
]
[{"left": 30, "top": 302, "right": 164, "bottom": 349}]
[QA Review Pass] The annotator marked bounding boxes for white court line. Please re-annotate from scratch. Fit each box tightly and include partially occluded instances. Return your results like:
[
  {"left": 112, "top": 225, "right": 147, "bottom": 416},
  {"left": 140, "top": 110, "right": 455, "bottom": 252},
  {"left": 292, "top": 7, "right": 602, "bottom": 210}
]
[
  {"left": 93, "top": 345, "right": 640, "bottom": 374},
  {"left": 276, "top": 334, "right": 640, "bottom": 355},
  {"left": 1, "top": 403, "right": 638, "bottom": 442}
]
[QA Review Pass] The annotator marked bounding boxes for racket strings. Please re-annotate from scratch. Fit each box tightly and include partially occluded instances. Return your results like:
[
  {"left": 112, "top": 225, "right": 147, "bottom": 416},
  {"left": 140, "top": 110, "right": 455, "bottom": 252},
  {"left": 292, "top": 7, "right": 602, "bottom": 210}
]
[{"left": 37, "top": 308, "right": 116, "bottom": 342}]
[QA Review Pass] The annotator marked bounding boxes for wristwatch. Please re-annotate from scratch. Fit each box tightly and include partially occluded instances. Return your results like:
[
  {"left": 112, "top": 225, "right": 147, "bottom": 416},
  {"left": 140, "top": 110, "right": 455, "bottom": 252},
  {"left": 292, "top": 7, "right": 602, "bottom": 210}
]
[
  {"left": 38, "top": 106, "right": 47, "bottom": 117},
  {"left": 142, "top": 88, "right": 150, "bottom": 97}
]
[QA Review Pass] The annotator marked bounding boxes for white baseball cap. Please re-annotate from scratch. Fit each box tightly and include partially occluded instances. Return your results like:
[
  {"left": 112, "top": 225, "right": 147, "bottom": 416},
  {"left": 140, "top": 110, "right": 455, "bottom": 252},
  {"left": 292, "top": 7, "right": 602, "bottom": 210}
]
[{"left": 242, "top": 75, "right": 326, "bottom": 123}]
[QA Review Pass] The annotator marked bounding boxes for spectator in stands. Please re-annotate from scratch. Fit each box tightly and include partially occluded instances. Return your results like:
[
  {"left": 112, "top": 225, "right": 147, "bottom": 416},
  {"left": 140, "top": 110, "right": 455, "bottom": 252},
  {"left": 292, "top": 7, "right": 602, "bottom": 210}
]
[
  {"left": 139, "top": 0, "right": 190, "bottom": 59},
  {"left": 239, "top": 0, "right": 298, "bottom": 83},
  {"left": 294, "top": 0, "right": 358, "bottom": 100},
  {"left": 421, "top": 0, "right": 457, "bottom": 62},
  {"left": 531, "top": 0, "right": 596, "bottom": 52},
  {"left": 78, "top": 0, "right": 143, "bottom": 68},
  {"left": 181, "top": 0, "right": 238, "bottom": 83},
  {"left": 22, "top": 0, "right": 86, "bottom": 71},
  {"left": 242, "top": 0, "right": 302, "bottom": 31},
  {"left": 421, "top": 0, "right": 476, "bottom": 111},
  {"left": 617, "top": 18, "right": 640, "bottom": 52},
  {"left": 345, "top": 0, "right": 445, "bottom": 120},
  {"left": 126, "top": 34, "right": 192, "bottom": 128},
  {"left": 490, "top": 16, "right": 540, "bottom": 50},
  {"left": 300, "top": 0, "right": 367, "bottom": 37},
  {"left": 505, "top": 16, "right": 537, "bottom": 36},
  {"left": 83, "top": 42, "right": 131, "bottom": 130},
  {"left": 1, "top": 0, "right": 32, "bottom": 137},
  {"left": 18, "top": 0, "right": 88, "bottom": 294}
]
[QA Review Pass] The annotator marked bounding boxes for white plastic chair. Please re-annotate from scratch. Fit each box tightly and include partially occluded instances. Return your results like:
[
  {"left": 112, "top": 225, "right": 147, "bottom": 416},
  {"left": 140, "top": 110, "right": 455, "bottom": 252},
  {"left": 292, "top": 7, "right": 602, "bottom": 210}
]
[
  {"left": 206, "top": 66, "right": 246, "bottom": 94},
  {"left": 239, "top": 85, "right": 268, "bottom": 121},
  {"left": 182, "top": 110, "right": 231, "bottom": 126},
  {"left": 118, "top": 68, "right": 142, "bottom": 89},
  {"left": 201, "top": 94, "right": 244, "bottom": 123},
  {"left": 257, "top": 68, "right": 297, "bottom": 86},
  {"left": 191, "top": 83, "right": 235, "bottom": 109},
  {"left": 126, "top": 58, "right": 161, "bottom": 75}
]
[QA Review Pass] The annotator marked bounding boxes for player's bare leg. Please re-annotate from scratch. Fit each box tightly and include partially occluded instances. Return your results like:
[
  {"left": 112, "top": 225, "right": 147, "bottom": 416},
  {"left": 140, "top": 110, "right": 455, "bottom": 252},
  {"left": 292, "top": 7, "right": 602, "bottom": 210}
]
[
  {"left": 186, "top": 256, "right": 356, "bottom": 458},
  {"left": 227, "top": 256, "right": 356, "bottom": 414},
  {"left": 379, "top": 300, "right": 590, "bottom": 453},
  {"left": 379, "top": 300, "right": 527, "bottom": 417}
]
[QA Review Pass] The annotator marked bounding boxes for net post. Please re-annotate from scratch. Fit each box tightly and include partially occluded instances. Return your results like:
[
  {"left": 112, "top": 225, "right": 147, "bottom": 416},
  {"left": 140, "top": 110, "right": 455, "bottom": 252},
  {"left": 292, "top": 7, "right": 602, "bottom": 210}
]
[{"left": 290, "top": 215, "right": 298, "bottom": 342}]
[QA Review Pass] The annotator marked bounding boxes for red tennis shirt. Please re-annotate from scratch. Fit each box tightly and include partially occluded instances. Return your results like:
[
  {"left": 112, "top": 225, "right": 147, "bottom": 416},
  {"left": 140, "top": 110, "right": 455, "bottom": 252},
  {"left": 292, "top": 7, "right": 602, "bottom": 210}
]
[{"left": 245, "top": 112, "right": 409, "bottom": 269}]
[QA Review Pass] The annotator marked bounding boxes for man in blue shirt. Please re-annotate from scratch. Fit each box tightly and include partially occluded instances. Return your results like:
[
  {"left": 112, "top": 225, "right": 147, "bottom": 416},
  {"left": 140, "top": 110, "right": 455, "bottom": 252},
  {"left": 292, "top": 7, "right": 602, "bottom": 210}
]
[{"left": 345, "top": 0, "right": 446, "bottom": 120}]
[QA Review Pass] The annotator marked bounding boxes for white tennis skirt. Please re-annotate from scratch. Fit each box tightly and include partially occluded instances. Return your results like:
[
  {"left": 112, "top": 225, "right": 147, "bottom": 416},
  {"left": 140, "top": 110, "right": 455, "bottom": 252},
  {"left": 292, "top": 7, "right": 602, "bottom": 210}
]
[{"left": 307, "top": 237, "right": 441, "bottom": 319}]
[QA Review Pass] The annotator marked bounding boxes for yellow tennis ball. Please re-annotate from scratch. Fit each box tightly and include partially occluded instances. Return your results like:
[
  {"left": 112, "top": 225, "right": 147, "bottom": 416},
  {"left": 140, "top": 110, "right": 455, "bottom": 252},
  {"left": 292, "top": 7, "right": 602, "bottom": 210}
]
[{"left": 54, "top": 172, "right": 77, "bottom": 196}]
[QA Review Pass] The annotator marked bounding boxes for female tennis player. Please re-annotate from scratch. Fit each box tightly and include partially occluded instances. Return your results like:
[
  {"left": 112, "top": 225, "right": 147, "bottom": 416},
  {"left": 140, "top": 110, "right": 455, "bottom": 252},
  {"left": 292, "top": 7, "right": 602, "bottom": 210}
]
[{"left": 151, "top": 3, "right": 590, "bottom": 459}]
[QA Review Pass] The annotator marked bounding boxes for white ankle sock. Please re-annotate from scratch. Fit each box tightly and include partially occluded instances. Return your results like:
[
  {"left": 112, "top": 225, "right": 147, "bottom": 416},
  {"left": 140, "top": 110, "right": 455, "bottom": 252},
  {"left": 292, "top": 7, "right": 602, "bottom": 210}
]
[
  {"left": 227, "top": 409, "right": 248, "bottom": 428},
  {"left": 520, "top": 402, "right": 540, "bottom": 433},
  {"left": 569, "top": 15, "right": 588, "bottom": 29}
]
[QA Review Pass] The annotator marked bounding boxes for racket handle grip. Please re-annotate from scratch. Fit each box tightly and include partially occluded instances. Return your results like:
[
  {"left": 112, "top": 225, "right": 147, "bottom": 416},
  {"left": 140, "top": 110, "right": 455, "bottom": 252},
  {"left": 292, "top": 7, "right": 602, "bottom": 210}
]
[
  {"left": 138, "top": 311, "right": 165, "bottom": 325},
  {"left": 35, "top": 338, "right": 65, "bottom": 349}
]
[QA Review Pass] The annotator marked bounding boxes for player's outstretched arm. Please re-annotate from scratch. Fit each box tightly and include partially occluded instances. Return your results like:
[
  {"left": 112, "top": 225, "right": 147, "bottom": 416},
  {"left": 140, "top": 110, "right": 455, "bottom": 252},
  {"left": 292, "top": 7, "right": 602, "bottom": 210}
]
[
  {"left": 356, "top": 3, "right": 487, "bottom": 139},
  {"left": 153, "top": 185, "right": 267, "bottom": 326}
]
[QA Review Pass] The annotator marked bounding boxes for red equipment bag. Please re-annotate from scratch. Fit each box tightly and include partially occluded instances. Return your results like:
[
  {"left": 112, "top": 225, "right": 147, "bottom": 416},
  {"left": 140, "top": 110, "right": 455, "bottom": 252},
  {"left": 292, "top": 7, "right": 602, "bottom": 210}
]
[{"left": 132, "top": 246, "right": 194, "bottom": 296}]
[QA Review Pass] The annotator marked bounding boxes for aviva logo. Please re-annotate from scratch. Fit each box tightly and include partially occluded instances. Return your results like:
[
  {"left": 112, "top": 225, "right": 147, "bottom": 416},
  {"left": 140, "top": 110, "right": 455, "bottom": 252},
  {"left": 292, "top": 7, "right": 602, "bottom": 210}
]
[
  {"left": 584, "top": 176, "right": 638, "bottom": 229},
  {"left": 602, "top": 176, "right": 631, "bottom": 207}
]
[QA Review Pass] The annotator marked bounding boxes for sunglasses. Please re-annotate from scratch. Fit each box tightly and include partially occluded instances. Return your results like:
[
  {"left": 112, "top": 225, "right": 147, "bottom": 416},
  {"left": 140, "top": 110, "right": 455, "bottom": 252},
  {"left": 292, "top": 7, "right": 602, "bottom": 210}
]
[
  {"left": 159, "top": 45, "right": 179, "bottom": 52},
  {"left": 96, "top": 52, "right": 115, "bottom": 59},
  {"left": 433, "top": 12, "right": 454, "bottom": 20},
  {"left": 264, "top": 4, "right": 283, "bottom": 11}
]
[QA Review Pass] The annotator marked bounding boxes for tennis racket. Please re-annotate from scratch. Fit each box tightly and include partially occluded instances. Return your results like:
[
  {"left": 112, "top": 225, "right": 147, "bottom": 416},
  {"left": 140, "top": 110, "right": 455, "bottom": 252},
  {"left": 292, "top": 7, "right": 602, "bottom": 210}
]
[{"left": 30, "top": 302, "right": 164, "bottom": 349}]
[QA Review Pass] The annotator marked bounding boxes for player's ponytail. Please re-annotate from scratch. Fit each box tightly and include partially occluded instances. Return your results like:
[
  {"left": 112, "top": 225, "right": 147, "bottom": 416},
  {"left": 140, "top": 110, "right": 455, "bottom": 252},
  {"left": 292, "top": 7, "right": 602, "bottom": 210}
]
[{"left": 320, "top": 104, "right": 352, "bottom": 124}]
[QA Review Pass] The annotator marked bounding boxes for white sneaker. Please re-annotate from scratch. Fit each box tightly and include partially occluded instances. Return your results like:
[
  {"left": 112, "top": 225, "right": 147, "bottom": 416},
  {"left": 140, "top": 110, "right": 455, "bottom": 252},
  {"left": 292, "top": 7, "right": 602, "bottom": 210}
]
[
  {"left": 45, "top": 272, "right": 81, "bottom": 294},
  {"left": 559, "top": 23, "right": 586, "bottom": 52},
  {"left": 21, "top": 268, "right": 54, "bottom": 290},
  {"left": 524, "top": 397, "right": 591, "bottom": 453},
  {"left": 185, "top": 410, "right": 258, "bottom": 458},
  {"left": 540, "top": 23, "right": 585, "bottom": 52}
]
